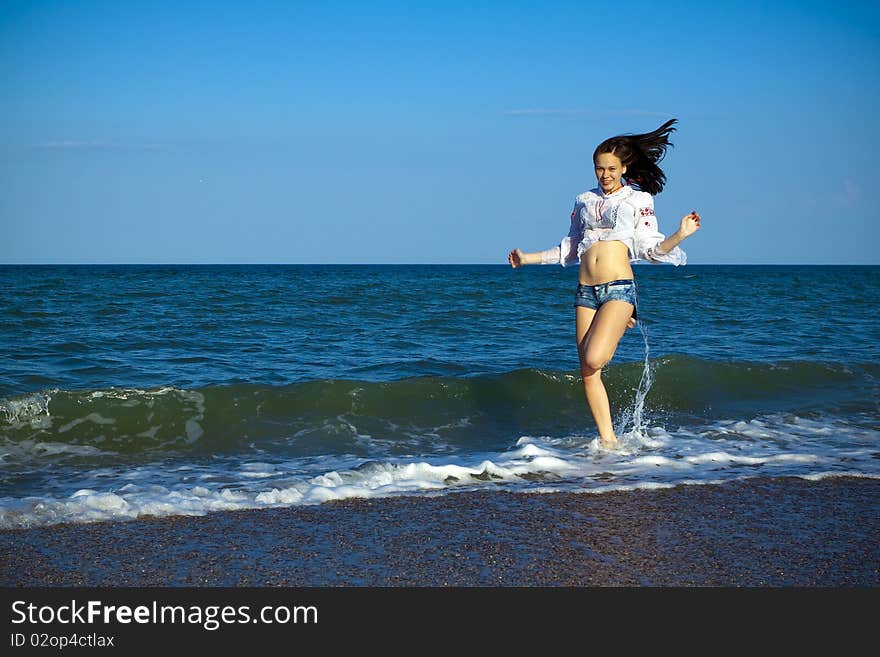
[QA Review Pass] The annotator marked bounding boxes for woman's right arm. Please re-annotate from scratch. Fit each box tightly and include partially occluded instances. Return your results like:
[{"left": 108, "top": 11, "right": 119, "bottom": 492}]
[{"left": 508, "top": 248, "right": 553, "bottom": 267}]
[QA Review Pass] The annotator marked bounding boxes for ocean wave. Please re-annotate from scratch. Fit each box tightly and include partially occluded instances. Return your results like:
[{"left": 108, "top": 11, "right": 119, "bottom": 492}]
[{"left": 1, "top": 357, "right": 877, "bottom": 459}]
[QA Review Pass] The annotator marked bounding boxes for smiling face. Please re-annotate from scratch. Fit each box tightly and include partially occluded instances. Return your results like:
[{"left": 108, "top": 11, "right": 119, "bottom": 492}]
[{"left": 594, "top": 152, "right": 626, "bottom": 194}]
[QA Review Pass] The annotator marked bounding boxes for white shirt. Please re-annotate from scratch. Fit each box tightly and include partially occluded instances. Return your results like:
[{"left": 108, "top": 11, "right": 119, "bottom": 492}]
[{"left": 539, "top": 184, "right": 686, "bottom": 267}]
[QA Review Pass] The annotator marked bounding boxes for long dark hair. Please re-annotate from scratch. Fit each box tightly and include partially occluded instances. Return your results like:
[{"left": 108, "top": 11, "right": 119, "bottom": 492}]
[{"left": 593, "top": 119, "right": 677, "bottom": 195}]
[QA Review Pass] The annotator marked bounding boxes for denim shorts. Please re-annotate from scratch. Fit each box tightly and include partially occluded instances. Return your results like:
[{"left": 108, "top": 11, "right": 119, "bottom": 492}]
[{"left": 574, "top": 279, "right": 638, "bottom": 320}]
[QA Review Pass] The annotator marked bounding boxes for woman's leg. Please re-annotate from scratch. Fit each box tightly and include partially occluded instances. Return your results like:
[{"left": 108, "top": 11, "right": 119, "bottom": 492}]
[{"left": 576, "top": 300, "right": 635, "bottom": 447}]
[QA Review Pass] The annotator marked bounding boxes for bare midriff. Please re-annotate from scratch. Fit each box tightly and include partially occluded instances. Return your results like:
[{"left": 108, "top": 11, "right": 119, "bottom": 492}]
[{"left": 578, "top": 240, "right": 633, "bottom": 286}]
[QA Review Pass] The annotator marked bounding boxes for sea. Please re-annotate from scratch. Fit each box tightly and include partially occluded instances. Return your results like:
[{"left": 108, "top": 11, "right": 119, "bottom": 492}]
[{"left": 1, "top": 264, "right": 878, "bottom": 529}]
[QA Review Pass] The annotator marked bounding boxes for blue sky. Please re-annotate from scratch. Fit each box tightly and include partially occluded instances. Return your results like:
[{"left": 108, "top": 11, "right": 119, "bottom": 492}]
[{"left": 1, "top": 0, "right": 878, "bottom": 264}]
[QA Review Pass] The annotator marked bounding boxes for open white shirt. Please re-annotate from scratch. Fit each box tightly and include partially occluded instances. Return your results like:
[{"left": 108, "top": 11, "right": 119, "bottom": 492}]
[{"left": 539, "top": 185, "right": 686, "bottom": 267}]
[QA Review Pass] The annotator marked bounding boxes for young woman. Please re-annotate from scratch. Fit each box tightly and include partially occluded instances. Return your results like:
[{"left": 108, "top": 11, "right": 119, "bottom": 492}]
[{"left": 508, "top": 119, "right": 701, "bottom": 448}]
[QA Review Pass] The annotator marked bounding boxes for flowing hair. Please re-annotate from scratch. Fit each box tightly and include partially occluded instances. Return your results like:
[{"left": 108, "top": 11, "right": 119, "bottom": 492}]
[{"left": 593, "top": 119, "right": 677, "bottom": 195}]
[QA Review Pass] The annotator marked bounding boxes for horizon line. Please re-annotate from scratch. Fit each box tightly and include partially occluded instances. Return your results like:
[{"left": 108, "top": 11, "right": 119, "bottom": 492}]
[{"left": 1, "top": 262, "right": 878, "bottom": 267}]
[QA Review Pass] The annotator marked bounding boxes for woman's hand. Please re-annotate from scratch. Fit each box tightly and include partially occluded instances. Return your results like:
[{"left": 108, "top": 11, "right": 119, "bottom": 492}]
[
  {"left": 678, "top": 211, "right": 702, "bottom": 239},
  {"left": 508, "top": 248, "right": 525, "bottom": 268}
]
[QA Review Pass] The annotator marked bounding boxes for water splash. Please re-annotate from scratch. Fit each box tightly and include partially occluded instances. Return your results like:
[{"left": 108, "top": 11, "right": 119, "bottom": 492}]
[{"left": 616, "top": 320, "right": 655, "bottom": 440}]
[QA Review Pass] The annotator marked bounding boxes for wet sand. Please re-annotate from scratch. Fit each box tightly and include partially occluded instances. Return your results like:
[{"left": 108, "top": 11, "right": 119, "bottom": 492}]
[{"left": 1, "top": 476, "right": 878, "bottom": 587}]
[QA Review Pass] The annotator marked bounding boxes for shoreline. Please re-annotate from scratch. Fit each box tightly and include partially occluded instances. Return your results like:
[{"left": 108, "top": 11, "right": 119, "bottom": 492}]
[{"left": 1, "top": 476, "right": 878, "bottom": 587}]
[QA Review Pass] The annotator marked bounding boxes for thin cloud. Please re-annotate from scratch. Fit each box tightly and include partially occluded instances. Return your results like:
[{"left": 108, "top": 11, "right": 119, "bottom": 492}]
[
  {"left": 808, "top": 179, "right": 863, "bottom": 208},
  {"left": 503, "top": 109, "right": 593, "bottom": 116},
  {"left": 503, "top": 108, "right": 673, "bottom": 119},
  {"left": 33, "top": 140, "right": 172, "bottom": 151}
]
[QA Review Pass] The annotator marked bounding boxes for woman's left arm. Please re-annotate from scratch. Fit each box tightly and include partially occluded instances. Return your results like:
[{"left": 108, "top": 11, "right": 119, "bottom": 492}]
[{"left": 632, "top": 194, "right": 695, "bottom": 265}]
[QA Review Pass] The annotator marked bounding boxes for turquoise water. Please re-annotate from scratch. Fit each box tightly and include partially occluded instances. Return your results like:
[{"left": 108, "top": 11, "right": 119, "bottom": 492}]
[{"left": 1, "top": 264, "right": 878, "bottom": 527}]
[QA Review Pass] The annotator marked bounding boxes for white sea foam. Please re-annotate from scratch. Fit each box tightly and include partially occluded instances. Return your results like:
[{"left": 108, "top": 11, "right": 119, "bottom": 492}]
[
  {"left": 0, "top": 392, "right": 52, "bottom": 427},
  {"left": 0, "top": 438, "right": 113, "bottom": 464},
  {"left": 58, "top": 413, "right": 116, "bottom": 433},
  {"left": 0, "top": 411, "right": 877, "bottom": 528}
]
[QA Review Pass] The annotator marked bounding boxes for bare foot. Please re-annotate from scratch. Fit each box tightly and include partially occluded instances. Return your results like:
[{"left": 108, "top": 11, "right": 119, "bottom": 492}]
[{"left": 599, "top": 436, "right": 619, "bottom": 449}]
